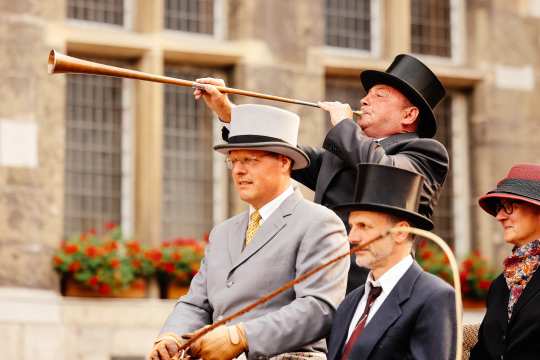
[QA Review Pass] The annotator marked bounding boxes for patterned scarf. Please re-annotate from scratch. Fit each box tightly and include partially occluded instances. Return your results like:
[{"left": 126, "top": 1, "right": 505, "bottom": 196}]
[{"left": 503, "top": 239, "right": 540, "bottom": 319}]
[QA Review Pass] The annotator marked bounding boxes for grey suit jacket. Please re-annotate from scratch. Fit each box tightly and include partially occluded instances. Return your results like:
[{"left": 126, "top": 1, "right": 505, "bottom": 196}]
[
  {"left": 327, "top": 262, "right": 457, "bottom": 360},
  {"left": 160, "top": 190, "right": 350, "bottom": 359}
]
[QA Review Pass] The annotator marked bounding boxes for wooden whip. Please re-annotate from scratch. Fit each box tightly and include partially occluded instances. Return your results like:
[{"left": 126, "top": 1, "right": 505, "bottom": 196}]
[
  {"left": 47, "top": 50, "right": 362, "bottom": 116},
  {"left": 177, "top": 227, "right": 463, "bottom": 360}
]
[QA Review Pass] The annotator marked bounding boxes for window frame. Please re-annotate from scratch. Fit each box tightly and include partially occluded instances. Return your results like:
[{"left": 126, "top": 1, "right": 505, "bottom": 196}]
[
  {"left": 410, "top": 0, "right": 465, "bottom": 65},
  {"left": 323, "top": 0, "right": 382, "bottom": 58},
  {"left": 65, "top": 0, "right": 134, "bottom": 30},
  {"left": 163, "top": 0, "right": 227, "bottom": 40}
]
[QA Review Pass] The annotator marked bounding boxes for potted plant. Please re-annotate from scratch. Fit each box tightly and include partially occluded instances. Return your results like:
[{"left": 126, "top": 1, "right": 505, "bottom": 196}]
[
  {"left": 459, "top": 251, "right": 496, "bottom": 308},
  {"left": 53, "top": 223, "right": 155, "bottom": 297},
  {"left": 155, "top": 237, "right": 205, "bottom": 299}
]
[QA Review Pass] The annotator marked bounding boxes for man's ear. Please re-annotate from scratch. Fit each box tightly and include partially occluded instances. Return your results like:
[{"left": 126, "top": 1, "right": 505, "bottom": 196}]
[
  {"left": 401, "top": 106, "right": 419, "bottom": 127},
  {"left": 279, "top": 155, "right": 293, "bottom": 172},
  {"left": 392, "top": 221, "right": 412, "bottom": 244}
]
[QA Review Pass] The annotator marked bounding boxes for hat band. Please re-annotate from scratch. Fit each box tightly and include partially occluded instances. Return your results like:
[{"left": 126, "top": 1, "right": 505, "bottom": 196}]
[
  {"left": 228, "top": 135, "right": 287, "bottom": 144},
  {"left": 495, "top": 178, "right": 540, "bottom": 199}
]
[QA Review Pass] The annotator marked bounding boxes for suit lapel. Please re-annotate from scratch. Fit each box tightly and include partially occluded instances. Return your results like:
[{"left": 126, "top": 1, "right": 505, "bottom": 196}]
[
  {"left": 315, "top": 152, "right": 341, "bottom": 203},
  {"left": 227, "top": 213, "right": 248, "bottom": 267},
  {"left": 229, "top": 191, "right": 301, "bottom": 273},
  {"left": 350, "top": 262, "right": 422, "bottom": 359},
  {"left": 329, "top": 287, "right": 366, "bottom": 360},
  {"left": 379, "top": 132, "right": 418, "bottom": 151}
]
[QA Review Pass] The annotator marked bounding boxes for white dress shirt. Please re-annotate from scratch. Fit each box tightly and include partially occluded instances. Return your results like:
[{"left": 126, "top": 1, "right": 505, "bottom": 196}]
[
  {"left": 345, "top": 255, "right": 414, "bottom": 342},
  {"left": 249, "top": 184, "right": 294, "bottom": 223}
]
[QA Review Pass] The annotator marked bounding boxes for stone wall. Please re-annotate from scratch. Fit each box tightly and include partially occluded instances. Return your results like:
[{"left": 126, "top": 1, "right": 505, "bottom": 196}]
[
  {"left": 0, "top": 0, "right": 64, "bottom": 289},
  {"left": 468, "top": 0, "right": 540, "bottom": 267}
]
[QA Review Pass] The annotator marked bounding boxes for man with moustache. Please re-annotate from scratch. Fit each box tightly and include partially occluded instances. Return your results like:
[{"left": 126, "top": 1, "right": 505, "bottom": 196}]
[
  {"left": 193, "top": 54, "right": 449, "bottom": 291},
  {"left": 148, "top": 104, "right": 349, "bottom": 360},
  {"left": 326, "top": 164, "right": 456, "bottom": 360}
]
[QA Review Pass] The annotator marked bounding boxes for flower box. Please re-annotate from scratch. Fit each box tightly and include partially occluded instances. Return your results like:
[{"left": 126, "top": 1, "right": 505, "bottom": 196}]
[{"left": 60, "top": 274, "right": 147, "bottom": 298}]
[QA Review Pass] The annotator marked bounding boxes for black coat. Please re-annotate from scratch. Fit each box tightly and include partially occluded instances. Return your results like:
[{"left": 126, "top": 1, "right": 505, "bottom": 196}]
[
  {"left": 470, "top": 270, "right": 540, "bottom": 360},
  {"left": 327, "top": 262, "right": 457, "bottom": 360},
  {"left": 293, "top": 119, "right": 449, "bottom": 225}
]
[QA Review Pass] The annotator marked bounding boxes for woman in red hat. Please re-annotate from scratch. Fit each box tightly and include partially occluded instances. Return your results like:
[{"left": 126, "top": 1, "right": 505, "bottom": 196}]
[{"left": 471, "top": 164, "right": 540, "bottom": 360}]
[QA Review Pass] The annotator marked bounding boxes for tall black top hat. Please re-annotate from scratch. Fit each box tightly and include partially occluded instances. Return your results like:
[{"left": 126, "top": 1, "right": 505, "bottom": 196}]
[
  {"left": 360, "top": 54, "right": 446, "bottom": 138},
  {"left": 333, "top": 164, "right": 434, "bottom": 230}
]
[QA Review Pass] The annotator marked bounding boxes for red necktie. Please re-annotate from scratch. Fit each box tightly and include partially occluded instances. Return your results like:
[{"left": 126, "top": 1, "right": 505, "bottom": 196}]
[{"left": 340, "top": 285, "right": 383, "bottom": 360}]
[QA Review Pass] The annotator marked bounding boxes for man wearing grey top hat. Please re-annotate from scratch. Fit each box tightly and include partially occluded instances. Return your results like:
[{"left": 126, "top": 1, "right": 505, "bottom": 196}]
[
  {"left": 193, "top": 54, "right": 449, "bottom": 292},
  {"left": 148, "top": 104, "right": 349, "bottom": 360}
]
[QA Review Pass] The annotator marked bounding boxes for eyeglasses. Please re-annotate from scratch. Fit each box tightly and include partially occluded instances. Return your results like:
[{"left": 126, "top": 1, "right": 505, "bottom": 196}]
[
  {"left": 225, "top": 155, "right": 275, "bottom": 170},
  {"left": 494, "top": 199, "right": 522, "bottom": 215}
]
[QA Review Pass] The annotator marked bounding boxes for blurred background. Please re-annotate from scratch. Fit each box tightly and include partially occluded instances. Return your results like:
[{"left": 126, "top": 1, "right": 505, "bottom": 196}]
[{"left": 1, "top": 0, "right": 540, "bottom": 359}]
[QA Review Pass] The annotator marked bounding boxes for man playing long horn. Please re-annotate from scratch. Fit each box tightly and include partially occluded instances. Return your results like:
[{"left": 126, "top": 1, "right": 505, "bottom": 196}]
[
  {"left": 193, "top": 54, "right": 449, "bottom": 293},
  {"left": 327, "top": 164, "right": 457, "bottom": 360},
  {"left": 148, "top": 104, "right": 349, "bottom": 360}
]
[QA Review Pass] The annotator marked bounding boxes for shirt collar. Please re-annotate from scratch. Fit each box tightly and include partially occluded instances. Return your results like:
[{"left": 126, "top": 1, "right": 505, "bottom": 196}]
[
  {"left": 249, "top": 184, "right": 294, "bottom": 222},
  {"left": 366, "top": 255, "right": 413, "bottom": 293}
]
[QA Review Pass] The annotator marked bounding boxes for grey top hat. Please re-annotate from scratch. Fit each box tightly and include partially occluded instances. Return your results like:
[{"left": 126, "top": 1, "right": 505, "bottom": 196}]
[{"left": 213, "top": 104, "right": 310, "bottom": 170}]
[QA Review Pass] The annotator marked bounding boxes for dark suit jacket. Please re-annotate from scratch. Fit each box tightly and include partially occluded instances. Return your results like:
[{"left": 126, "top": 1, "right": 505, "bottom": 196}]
[
  {"left": 292, "top": 119, "right": 449, "bottom": 225},
  {"left": 327, "top": 262, "right": 457, "bottom": 360},
  {"left": 470, "top": 270, "right": 540, "bottom": 360}
]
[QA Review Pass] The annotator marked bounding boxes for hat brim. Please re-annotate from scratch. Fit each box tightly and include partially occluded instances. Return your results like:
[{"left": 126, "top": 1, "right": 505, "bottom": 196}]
[
  {"left": 213, "top": 142, "right": 310, "bottom": 170},
  {"left": 478, "top": 192, "right": 540, "bottom": 216},
  {"left": 332, "top": 202, "right": 434, "bottom": 231},
  {"left": 360, "top": 70, "right": 437, "bottom": 138}
]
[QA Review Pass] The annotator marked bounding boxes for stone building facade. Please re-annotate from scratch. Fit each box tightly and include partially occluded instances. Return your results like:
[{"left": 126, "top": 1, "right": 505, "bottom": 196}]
[{"left": 1, "top": 0, "right": 540, "bottom": 359}]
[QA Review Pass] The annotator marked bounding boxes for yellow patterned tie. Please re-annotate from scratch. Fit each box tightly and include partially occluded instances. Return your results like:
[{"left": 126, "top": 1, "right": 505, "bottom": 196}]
[{"left": 245, "top": 210, "right": 262, "bottom": 246}]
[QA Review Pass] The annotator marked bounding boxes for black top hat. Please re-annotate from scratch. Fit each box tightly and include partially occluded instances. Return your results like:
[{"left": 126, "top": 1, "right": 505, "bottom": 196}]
[
  {"left": 360, "top": 54, "right": 446, "bottom": 138},
  {"left": 333, "top": 164, "right": 434, "bottom": 230}
]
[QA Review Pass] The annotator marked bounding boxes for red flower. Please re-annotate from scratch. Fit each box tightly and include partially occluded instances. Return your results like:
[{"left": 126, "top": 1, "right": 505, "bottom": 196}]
[
  {"left": 163, "top": 262, "right": 175, "bottom": 273},
  {"left": 88, "top": 276, "right": 99, "bottom": 287},
  {"left": 420, "top": 250, "right": 433, "bottom": 260},
  {"left": 479, "top": 280, "right": 492, "bottom": 290},
  {"left": 88, "top": 228, "right": 97, "bottom": 235},
  {"left": 172, "top": 252, "right": 182, "bottom": 261},
  {"left": 53, "top": 256, "right": 63, "bottom": 266},
  {"left": 110, "top": 258, "right": 120, "bottom": 269},
  {"left": 68, "top": 261, "right": 81, "bottom": 272},
  {"left": 85, "top": 246, "right": 98, "bottom": 258},
  {"left": 132, "top": 259, "right": 141, "bottom": 269},
  {"left": 104, "top": 222, "right": 118, "bottom": 231},
  {"left": 146, "top": 249, "right": 162, "bottom": 262},
  {"left": 126, "top": 241, "right": 141, "bottom": 253},
  {"left": 463, "top": 259, "right": 474, "bottom": 271},
  {"left": 98, "top": 283, "right": 111, "bottom": 295},
  {"left": 102, "top": 241, "right": 118, "bottom": 253},
  {"left": 64, "top": 244, "right": 79, "bottom": 254}
]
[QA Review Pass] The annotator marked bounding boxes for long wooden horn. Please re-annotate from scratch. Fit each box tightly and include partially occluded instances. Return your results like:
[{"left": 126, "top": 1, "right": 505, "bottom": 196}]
[{"left": 48, "top": 50, "right": 362, "bottom": 116}]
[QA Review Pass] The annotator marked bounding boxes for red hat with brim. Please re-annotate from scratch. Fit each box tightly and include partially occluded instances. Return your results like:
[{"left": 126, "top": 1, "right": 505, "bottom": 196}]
[{"left": 478, "top": 163, "right": 540, "bottom": 216}]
